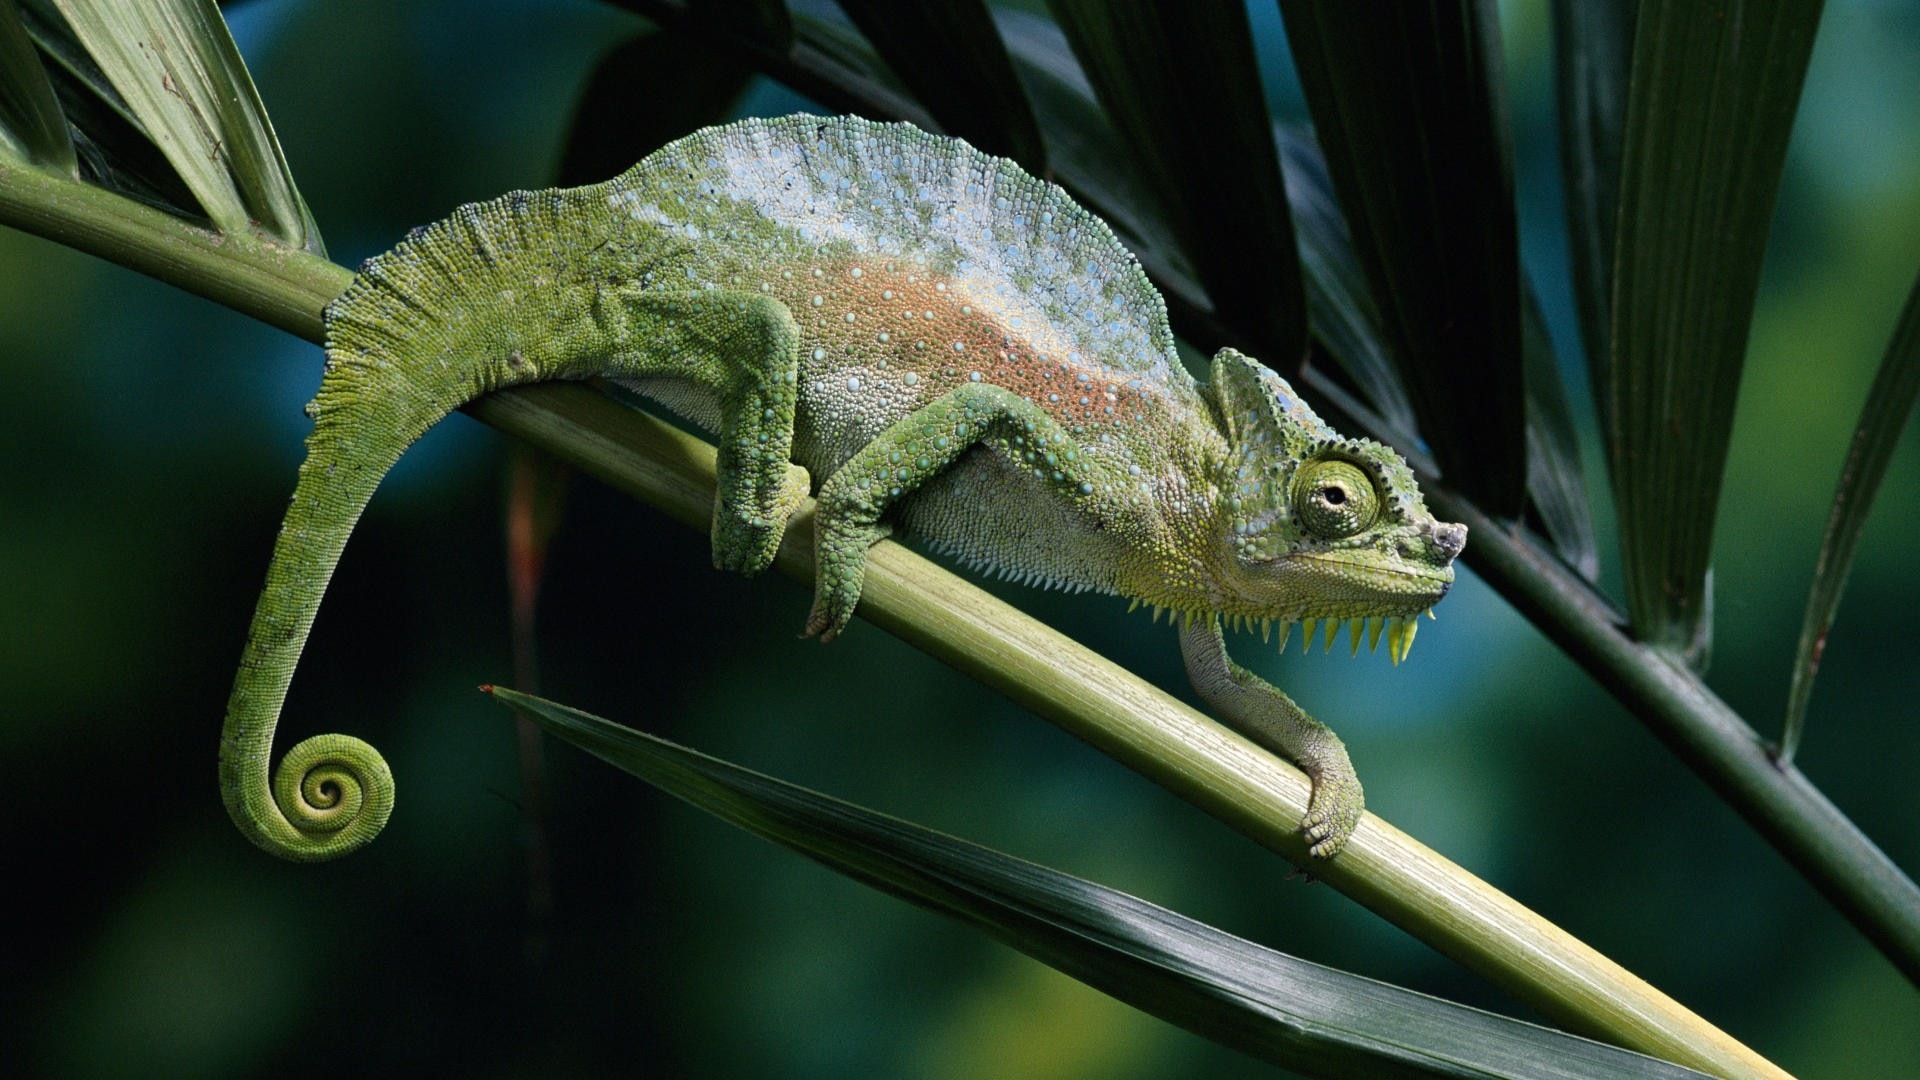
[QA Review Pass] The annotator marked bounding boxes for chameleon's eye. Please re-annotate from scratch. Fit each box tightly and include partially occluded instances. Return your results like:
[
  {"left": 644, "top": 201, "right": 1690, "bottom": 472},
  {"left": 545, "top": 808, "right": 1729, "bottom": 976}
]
[{"left": 1293, "top": 459, "right": 1379, "bottom": 539}]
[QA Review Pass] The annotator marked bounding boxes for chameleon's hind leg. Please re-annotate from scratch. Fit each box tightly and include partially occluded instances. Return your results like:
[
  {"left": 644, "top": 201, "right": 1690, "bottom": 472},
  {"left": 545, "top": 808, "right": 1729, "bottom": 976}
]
[
  {"left": 803, "top": 385, "right": 1111, "bottom": 641},
  {"left": 610, "top": 290, "right": 811, "bottom": 575}
]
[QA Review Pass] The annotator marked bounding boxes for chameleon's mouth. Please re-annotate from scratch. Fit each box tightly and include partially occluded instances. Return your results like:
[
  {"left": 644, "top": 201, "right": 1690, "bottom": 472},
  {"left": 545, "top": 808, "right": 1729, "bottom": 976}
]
[{"left": 1201, "top": 548, "right": 1455, "bottom": 664}]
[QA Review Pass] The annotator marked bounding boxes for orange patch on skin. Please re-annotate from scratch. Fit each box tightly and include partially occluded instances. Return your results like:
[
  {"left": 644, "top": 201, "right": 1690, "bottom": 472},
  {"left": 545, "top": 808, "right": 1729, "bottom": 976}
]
[{"left": 776, "top": 255, "right": 1158, "bottom": 432}]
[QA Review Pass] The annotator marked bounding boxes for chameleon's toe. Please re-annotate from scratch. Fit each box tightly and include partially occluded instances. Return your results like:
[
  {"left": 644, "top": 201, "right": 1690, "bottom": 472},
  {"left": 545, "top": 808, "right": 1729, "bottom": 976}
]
[
  {"left": 801, "top": 597, "right": 849, "bottom": 642},
  {"left": 712, "top": 465, "right": 810, "bottom": 576},
  {"left": 1301, "top": 770, "right": 1364, "bottom": 859},
  {"left": 713, "top": 517, "right": 784, "bottom": 576},
  {"left": 802, "top": 563, "right": 862, "bottom": 642},
  {"left": 805, "top": 508, "right": 888, "bottom": 643}
]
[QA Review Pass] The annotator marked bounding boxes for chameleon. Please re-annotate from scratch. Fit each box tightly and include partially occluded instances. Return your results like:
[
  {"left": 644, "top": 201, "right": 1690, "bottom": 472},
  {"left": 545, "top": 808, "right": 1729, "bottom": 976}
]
[{"left": 219, "top": 113, "right": 1465, "bottom": 864}]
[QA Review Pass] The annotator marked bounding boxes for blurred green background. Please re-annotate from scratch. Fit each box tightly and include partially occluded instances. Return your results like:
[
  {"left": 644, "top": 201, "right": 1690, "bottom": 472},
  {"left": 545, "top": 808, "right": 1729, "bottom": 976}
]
[{"left": 4, "top": 0, "right": 1918, "bottom": 1076}]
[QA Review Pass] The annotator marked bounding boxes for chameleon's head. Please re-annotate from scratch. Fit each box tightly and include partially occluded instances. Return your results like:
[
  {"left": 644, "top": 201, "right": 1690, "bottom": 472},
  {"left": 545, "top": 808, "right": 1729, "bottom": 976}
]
[{"left": 1205, "top": 350, "right": 1465, "bottom": 652}]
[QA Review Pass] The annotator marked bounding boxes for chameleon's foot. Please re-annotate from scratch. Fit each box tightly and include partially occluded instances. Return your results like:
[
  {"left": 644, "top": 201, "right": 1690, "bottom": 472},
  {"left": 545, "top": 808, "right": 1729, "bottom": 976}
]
[
  {"left": 803, "top": 513, "right": 890, "bottom": 643},
  {"left": 1300, "top": 765, "right": 1364, "bottom": 859},
  {"left": 801, "top": 559, "right": 862, "bottom": 643},
  {"left": 801, "top": 599, "right": 842, "bottom": 642},
  {"left": 712, "top": 464, "right": 812, "bottom": 576}
]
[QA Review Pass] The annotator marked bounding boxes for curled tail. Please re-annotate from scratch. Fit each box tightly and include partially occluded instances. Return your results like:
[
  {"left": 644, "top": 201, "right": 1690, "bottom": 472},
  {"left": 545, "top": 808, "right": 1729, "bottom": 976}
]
[{"left": 221, "top": 184, "right": 634, "bottom": 860}]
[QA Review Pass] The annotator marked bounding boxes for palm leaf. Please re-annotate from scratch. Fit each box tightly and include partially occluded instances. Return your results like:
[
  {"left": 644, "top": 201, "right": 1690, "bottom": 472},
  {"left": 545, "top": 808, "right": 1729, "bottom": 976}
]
[
  {"left": 1780, "top": 267, "right": 1920, "bottom": 760},
  {"left": 45, "top": 0, "right": 318, "bottom": 249},
  {"left": 1276, "top": 0, "right": 1527, "bottom": 515},
  {"left": 835, "top": 0, "right": 1044, "bottom": 170},
  {"left": 1275, "top": 121, "right": 1419, "bottom": 447},
  {"left": 1550, "top": 0, "right": 1634, "bottom": 423},
  {"left": 1048, "top": 0, "right": 1305, "bottom": 363},
  {"left": 2, "top": 0, "right": 318, "bottom": 252},
  {"left": 0, "top": 0, "right": 70, "bottom": 169},
  {"left": 1604, "top": 0, "right": 1825, "bottom": 662},
  {"left": 557, "top": 29, "right": 755, "bottom": 186},
  {"left": 1523, "top": 284, "right": 1601, "bottom": 580},
  {"left": 490, "top": 685, "right": 1719, "bottom": 1080}
]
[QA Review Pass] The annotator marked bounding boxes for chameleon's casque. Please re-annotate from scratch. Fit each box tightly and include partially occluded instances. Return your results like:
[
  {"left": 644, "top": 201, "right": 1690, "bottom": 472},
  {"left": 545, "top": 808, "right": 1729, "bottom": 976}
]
[{"left": 220, "top": 114, "right": 1464, "bottom": 863}]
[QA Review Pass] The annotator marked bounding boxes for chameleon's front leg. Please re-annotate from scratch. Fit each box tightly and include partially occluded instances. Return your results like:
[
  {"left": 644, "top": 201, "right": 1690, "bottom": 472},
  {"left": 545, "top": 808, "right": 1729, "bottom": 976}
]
[
  {"left": 1179, "top": 614, "right": 1364, "bottom": 859},
  {"left": 803, "top": 385, "right": 1086, "bottom": 641}
]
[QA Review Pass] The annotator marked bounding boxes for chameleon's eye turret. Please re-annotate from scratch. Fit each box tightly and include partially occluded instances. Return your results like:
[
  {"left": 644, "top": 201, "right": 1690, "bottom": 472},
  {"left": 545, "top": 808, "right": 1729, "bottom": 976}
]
[
  {"left": 1202, "top": 346, "right": 1464, "bottom": 626},
  {"left": 1293, "top": 459, "right": 1379, "bottom": 539}
]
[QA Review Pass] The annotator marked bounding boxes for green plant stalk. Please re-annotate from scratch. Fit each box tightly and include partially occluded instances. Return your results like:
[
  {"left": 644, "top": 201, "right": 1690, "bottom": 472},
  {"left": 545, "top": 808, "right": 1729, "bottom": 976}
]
[
  {"left": 0, "top": 162, "right": 1833, "bottom": 1074},
  {"left": 0, "top": 162, "right": 338, "bottom": 337}
]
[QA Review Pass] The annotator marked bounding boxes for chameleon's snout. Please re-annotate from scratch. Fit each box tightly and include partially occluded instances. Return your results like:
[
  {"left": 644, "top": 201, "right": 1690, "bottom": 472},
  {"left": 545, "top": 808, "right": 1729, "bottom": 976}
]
[{"left": 1428, "top": 521, "right": 1468, "bottom": 564}]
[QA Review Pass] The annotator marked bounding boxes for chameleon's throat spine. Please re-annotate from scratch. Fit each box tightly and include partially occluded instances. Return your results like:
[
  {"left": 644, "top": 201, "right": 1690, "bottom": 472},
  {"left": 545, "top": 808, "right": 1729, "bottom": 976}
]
[{"left": 219, "top": 185, "right": 613, "bottom": 861}]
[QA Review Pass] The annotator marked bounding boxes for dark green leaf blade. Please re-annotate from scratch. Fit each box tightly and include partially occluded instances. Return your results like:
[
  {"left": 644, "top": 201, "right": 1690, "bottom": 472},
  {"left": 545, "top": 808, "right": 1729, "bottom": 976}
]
[
  {"left": 557, "top": 30, "right": 753, "bottom": 186},
  {"left": 1277, "top": 0, "right": 1527, "bottom": 515},
  {"left": 1605, "top": 0, "right": 1825, "bottom": 663},
  {"left": 489, "top": 685, "right": 1712, "bottom": 1080},
  {"left": 680, "top": 0, "right": 792, "bottom": 54},
  {"left": 988, "top": 8, "right": 1197, "bottom": 300},
  {"left": 597, "top": 1, "right": 799, "bottom": 53},
  {"left": 1781, "top": 266, "right": 1920, "bottom": 760},
  {"left": 47, "top": 0, "right": 321, "bottom": 250},
  {"left": 1046, "top": 0, "right": 1306, "bottom": 366},
  {"left": 1551, "top": 0, "right": 1637, "bottom": 428},
  {"left": 834, "top": 0, "right": 1045, "bottom": 171},
  {"left": 1275, "top": 122, "right": 1419, "bottom": 445},
  {"left": 0, "top": 0, "right": 74, "bottom": 170},
  {"left": 1523, "top": 286, "right": 1600, "bottom": 580}
]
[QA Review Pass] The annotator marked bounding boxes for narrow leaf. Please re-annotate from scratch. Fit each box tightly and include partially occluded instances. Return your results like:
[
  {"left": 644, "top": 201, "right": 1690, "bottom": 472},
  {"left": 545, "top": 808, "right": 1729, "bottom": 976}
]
[
  {"left": 1523, "top": 286, "right": 1600, "bottom": 580},
  {"left": 0, "top": 0, "right": 74, "bottom": 170},
  {"left": 1606, "top": 0, "right": 1825, "bottom": 663},
  {"left": 490, "top": 685, "right": 1714, "bottom": 1080},
  {"left": 557, "top": 30, "right": 754, "bottom": 186},
  {"left": 46, "top": 0, "right": 320, "bottom": 249},
  {"left": 684, "top": 0, "right": 792, "bottom": 55},
  {"left": 987, "top": 8, "right": 1196, "bottom": 297},
  {"left": 1277, "top": 0, "right": 1527, "bottom": 515},
  {"left": 1781, "top": 267, "right": 1920, "bottom": 760},
  {"left": 835, "top": 0, "right": 1045, "bottom": 171},
  {"left": 14, "top": 1, "right": 194, "bottom": 211},
  {"left": 1551, "top": 0, "right": 1637, "bottom": 427},
  {"left": 1274, "top": 122, "right": 1418, "bottom": 445},
  {"left": 1047, "top": 0, "right": 1306, "bottom": 365}
]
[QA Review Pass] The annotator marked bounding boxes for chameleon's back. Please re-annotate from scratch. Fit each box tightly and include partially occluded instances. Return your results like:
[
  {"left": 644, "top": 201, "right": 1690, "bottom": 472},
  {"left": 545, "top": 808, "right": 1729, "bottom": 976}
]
[
  {"left": 609, "top": 116, "right": 1189, "bottom": 386},
  {"left": 605, "top": 117, "right": 1223, "bottom": 588}
]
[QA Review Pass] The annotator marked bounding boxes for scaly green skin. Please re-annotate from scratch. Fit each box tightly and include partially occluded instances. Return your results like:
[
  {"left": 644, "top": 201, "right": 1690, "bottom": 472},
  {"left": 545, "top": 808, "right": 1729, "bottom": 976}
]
[{"left": 219, "top": 114, "right": 1464, "bottom": 862}]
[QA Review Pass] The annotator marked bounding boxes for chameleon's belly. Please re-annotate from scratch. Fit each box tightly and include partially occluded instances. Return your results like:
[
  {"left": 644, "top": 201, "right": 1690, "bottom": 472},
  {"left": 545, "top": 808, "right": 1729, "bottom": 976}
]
[
  {"left": 623, "top": 368, "right": 1132, "bottom": 591},
  {"left": 892, "top": 447, "right": 1132, "bottom": 592}
]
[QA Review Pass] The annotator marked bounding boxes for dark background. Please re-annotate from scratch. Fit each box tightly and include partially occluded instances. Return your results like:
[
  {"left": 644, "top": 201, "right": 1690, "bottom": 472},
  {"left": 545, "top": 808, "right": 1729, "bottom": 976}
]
[{"left": 4, "top": 1, "right": 1918, "bottom": 1076}]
